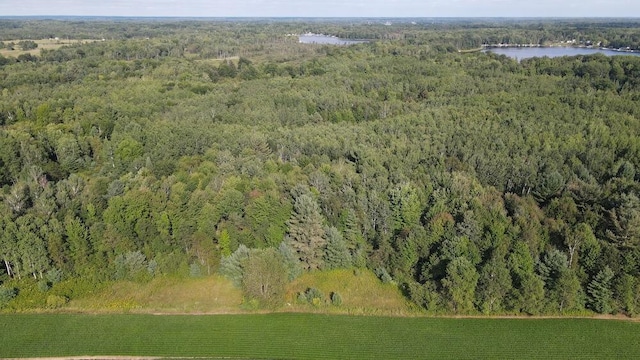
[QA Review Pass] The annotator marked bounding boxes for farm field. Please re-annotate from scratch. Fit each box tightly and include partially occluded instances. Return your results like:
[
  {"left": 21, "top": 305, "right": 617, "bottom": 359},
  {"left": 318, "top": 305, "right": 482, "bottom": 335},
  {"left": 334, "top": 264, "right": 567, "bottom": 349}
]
[
  {"left": 0, "top": 314, "right": 639, "bottom": 359},
  {"left": 0, "top": 38, "right": 99, "bottom": 57}
]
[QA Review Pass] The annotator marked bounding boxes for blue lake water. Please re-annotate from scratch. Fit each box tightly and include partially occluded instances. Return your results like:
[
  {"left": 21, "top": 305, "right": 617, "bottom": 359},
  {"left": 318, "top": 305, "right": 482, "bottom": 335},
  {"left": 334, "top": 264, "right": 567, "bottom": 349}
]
[
  {"left": 298, "top": 34, "right": 368, "bottom": 45},
  {"left": 486, "top": 47, "right": 640, "bottom": 60}
]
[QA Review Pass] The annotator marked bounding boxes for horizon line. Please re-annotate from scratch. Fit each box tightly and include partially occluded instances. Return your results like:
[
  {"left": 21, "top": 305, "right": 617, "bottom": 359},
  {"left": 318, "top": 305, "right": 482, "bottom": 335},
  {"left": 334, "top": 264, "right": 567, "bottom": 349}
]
[{"left": 1, "top": 15, "right": 640, "bottom": 19}]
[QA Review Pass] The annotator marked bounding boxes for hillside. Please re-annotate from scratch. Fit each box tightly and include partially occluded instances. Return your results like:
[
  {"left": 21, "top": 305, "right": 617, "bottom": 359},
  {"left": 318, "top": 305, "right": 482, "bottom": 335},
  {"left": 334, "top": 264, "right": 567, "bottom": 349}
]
[{"left": 1, "top": 18, "right": 640, "bottom": 316}]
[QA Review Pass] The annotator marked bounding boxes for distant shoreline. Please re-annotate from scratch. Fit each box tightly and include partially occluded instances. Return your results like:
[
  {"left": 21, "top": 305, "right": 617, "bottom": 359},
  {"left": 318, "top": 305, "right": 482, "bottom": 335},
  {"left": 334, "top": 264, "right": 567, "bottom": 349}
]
[{"left": 482, "top": 44, "right": 640, "bottom": 53}]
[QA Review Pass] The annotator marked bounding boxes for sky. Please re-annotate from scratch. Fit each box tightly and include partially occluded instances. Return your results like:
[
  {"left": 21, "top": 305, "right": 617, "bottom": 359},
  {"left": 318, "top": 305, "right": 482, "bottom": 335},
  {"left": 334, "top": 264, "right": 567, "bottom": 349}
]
[{"left": 0, "top": 0, "right": 638, "bottom": 18}]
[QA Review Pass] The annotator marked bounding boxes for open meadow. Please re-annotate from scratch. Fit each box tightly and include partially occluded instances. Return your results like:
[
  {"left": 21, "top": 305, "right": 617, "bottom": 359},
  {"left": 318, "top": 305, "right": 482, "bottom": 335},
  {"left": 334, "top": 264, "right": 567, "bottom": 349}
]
[
  {"left": 0, "top": 313, "right": 639, "bottom": 359},
  {"left": 0, "top": 38, "right": 99, "bottom": 57}
]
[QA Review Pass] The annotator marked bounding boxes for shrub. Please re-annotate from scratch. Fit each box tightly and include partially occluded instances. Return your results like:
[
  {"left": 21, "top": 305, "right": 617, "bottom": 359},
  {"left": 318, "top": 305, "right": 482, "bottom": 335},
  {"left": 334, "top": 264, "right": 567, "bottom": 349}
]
[
  {"left": 147, "top": 260, "right": 158, "bottom": 276},
  {"left": 375, "top": 267, "right": 393, "bottom": 283},
  {"left": 45, "top": 269, "right": 64, "bottom": 284},
  {"left": 331, "top": 292, "right": 343, "bottom": 306},
  {"left": 0, "top": 286, "right": 17, "bottom": 307},
  {"left": 46, "top": 295, "right": 68, "bottom": 309},
  {"left": 17, "top": 40, "right": 37, "bottom": 50},
  {"left": 189, "top": 263, "right": 202, "bottom": 278},
  {"left": 305, "top": 287, "right": 324, "bottom": 305},
  {"left": 49, "top": 278, "right": 101, "bottom": 300},
  {"left": 297, "top": 292, "right": 308, "bottom": 304},
  {"left": 114, "top": 251, "right": 149, "bottom": 281},
  {"left": 38, "top": 280, "right": 50, "bottom": 292}
]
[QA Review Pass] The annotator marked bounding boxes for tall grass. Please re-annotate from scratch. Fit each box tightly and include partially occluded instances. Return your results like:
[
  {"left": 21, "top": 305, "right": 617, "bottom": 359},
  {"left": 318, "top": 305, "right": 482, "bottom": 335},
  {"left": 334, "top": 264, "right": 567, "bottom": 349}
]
[
  {"left": 285, "top": 269, "right": 413, "bottom": 315},
  {"left": 68, "top": 275, "right": 243, "bottom": 313}
]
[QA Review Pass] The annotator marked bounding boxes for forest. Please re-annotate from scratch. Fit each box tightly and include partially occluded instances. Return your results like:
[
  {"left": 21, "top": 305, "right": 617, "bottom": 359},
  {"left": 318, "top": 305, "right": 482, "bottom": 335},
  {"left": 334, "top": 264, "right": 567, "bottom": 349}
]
[{"left": 1, "top": 18, "right": 640, "bottom": 316}]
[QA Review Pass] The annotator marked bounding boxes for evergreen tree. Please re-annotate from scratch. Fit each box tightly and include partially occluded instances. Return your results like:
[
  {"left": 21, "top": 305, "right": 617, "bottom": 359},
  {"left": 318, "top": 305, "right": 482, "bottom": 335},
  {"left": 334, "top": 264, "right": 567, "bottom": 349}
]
[
  {"left": 278, "top": 240, "right": 302, "bottom": 281},
  {"left": 616, "top": 274, "right": 638, "bottom": 316},
  {"left": 219, "top": 244, "right": 251, "bottom": 287},
  {"left": 65, "top": 216, "right": 90, "bottom": 275},
  {"left": 323, "top": 226, "right": 352, "bottom": 269},
  {"left": 287, "top": 193, "right": 327, "bottom": 270},
  {"left": 343, "top": 209, "right": 367, "bottom": 268},
  {"left": 588, "top": 266, "right": 614, "bottom": 314}
]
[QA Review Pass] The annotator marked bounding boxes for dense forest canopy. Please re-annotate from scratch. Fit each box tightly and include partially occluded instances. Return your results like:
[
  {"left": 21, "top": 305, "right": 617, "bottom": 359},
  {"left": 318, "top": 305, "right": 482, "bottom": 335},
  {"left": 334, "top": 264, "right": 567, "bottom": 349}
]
[{"left": 1, "top": 18, "right": 640, "bottom": 315}]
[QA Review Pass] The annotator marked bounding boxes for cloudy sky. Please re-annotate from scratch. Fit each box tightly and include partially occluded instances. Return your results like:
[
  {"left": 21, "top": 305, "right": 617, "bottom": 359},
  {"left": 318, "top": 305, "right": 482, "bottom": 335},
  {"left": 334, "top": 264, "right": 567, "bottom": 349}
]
[{"left": 1, "top": 0, "right": 638, "bottom": 18}]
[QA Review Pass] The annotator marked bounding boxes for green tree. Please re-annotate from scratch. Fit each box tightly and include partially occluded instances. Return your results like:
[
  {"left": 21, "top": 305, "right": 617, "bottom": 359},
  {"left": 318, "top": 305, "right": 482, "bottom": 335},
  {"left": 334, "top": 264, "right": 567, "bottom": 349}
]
[
  {"left": 616, "top": 274, "right": 638, "bottom": 316},
  {"left": 342, "top": 209, "right": 367, "bottom": 268},
  {"left": 442, "top": 256, "right": 479, "bottom": 313},
  {"left": 553, "top": 269, "right": 583, "bottom": 313},
  {"left": 242, "top": 248, "right": 288, "bottom": 307},
  {"left": 219, "top": 244, "right": 251, "bottom": 287},
  {"left": 534, "top": 170, "right": 564, "bottom": 202},
  {"left": 278, "top": 241, "right": 302, "bottom": 281},
  {"left": 519, "top": 274, "right": 546, "bottom": 315},
  {"left": 16, "top": 215, "right": 50, "bottom": 279},
  {"left": 42, "top": 218, "right": 67, "bottom": 273},
  {"left": 287, "top": 193, "right": 327, "bottom": 270},
  {"left": 587, "top": 266, "right": 614, "bottom": 314},
  {"left": 476, "top": 256, "right": 512, "bottom": 313},
  {"left": 218, "top": 229, "right": 232, "bottom": 257},
  {"left": 389, "top": 182, "right": 423, "bottom": 231},
  {"left": 245, "top": 192, "right": 291, "bottom": 248},
  {"left": 17, "top": 40, "right": 37, "bottom": 50},
  {"left": 115, "top": 137, "right": 144, "bottom": 171},
  {"left": 65, "top": 216, "right": 90, "bottom": 275},
  {"left": 0, "top": 216, "right": 19, "bottom": 278},
  {"left": 217, "top": 60, "right": 237, "bottom": 78},
  {"left": 606, "top": 193, "right": 640, "bottom": 248},
  {"left": 323, "top": 226, "right": 352, "bottom": 269}
]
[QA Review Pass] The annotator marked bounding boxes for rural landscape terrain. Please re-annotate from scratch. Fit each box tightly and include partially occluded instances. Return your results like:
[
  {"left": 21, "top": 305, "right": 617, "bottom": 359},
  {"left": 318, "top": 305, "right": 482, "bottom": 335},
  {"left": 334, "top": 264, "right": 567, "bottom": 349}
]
[{"left": 1, "top": 17, "right": 640, "bottom": 358}]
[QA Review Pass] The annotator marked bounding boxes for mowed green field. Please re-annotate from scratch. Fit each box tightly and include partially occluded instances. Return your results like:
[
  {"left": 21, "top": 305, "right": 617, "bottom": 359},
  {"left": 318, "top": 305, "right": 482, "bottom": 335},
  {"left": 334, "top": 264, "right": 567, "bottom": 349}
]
[{"left": 0, "top": 314, "right": 639, "bottom": 359}]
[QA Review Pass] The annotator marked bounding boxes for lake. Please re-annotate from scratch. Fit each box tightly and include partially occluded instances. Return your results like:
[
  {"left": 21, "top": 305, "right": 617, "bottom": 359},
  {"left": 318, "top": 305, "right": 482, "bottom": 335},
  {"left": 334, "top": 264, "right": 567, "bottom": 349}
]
[
  {"left": 486, "top": 47, "right": 640, "bottom": 60},
  {"left": 298, "top": 34, "right": 368, "bottom": 45}
]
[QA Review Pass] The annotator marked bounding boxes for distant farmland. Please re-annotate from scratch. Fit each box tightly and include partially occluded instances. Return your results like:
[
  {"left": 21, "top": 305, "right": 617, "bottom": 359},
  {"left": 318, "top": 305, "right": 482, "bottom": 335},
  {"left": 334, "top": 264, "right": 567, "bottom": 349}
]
[
  {"left": 1, "top": 313, "right": 639, "bottom": 359},
  {"left": 0, "top": 38, "right": 100, "bottom": 57}
]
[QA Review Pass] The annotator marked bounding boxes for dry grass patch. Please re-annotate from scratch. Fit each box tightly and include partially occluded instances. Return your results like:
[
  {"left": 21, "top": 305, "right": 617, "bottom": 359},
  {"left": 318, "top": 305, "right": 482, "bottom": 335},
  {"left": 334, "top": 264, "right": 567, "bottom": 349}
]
[
  {"left": 0, "top": 38, "right": 100, "bottom": 57},
  {"left": 68, "top": 276, "right": 243, "bottom": 314},
  {"left": 284, "top": 268, "right": 414, "bottom": 315}
]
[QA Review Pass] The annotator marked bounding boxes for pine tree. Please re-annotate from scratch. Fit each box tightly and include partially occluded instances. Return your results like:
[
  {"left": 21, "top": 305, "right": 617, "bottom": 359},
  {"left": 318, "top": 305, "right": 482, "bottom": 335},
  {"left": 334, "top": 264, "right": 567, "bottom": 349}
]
[
  {"left": 323, "top": 226, "right": 352, "bottom": 269},
  {"left": 587, "top": 266, "right": 614, "bottom": 314},
  {"left": 219, "top": 245, "right": 251, "bottom": 287},
  {"left": 287, "top": 194, "right": 327, "bottom": 270},
  {"left": 65, "top": 216, "right": 90, "bottom": 275},
  {"left": 343, "top": 209, "right": 367, "bottom": 267},
  {"left": 278, "top": 241, "right": 302, "bottom": 281}
]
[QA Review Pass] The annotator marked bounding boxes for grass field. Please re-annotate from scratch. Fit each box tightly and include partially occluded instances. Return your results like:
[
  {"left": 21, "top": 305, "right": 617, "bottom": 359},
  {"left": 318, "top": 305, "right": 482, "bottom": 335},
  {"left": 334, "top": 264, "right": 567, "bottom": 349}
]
[
  {"left": 0, "top": 39, "right": 99, "bottom": 57},
  {"left": 62, "top": 270, "right": 411, "bottom": 315},
  {"left": 67, "top": 276, "right": 243, "bottom": 314},
  {"left": 0, "top": 313, "right": 639, "bottom": 359}
]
